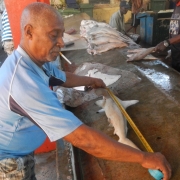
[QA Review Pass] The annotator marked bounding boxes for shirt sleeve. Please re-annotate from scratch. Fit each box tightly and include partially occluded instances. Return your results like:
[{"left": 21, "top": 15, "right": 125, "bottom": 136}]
[
  {"left": 109, "top": 12, "right": 124, "bottom": 33},
  {"left": 109, "top": 13, "right": 119, "bottom": 30},
  {"left": 47, "top": 62, "right": 65, "bottom": 78}
]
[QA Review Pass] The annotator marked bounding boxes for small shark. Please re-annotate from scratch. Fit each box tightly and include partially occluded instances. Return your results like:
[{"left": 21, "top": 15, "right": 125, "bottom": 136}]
[{"left": 95, "top": 88, "right": 140, "bottom": 150}]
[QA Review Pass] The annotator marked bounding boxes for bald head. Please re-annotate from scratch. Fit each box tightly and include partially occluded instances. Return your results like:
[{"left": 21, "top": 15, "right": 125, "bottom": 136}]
[
  {"left": 20, "top": 2, "right": 63, "bottom": 34},
  {"left": 19, "top": 2, "right": 65, "bottom": 66}
]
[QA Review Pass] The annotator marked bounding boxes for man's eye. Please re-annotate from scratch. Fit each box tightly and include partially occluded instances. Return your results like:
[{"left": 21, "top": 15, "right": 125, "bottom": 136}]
[
  {"left": 51, "top": 34, "right": 57, "bottom": 38},
  {"left": 50, "top": 33, "right": 58, "bottom": 38}
]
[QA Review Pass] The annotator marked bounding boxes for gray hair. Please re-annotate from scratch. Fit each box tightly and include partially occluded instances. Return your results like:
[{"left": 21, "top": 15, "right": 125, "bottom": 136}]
[{"left": 20, "top": 2, "right": 63, "bottom": 33}]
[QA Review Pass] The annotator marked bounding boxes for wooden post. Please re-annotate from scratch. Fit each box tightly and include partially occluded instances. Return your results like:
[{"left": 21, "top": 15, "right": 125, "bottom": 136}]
[{"left": 4, "top": 0, "right": 50, "bottom": 48}]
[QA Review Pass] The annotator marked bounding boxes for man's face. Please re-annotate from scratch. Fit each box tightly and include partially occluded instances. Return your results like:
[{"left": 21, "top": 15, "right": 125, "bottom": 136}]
[
  {"left": 120, "top": 7, "right": 129, "bottom": 14},
  {"left": 30, "top": 16, "right": 65, "bottom": 64}
]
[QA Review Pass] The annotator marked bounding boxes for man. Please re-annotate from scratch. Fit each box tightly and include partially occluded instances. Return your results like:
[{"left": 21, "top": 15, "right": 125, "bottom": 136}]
[
  {"left": 155, "top": 0, "right": 180, "bottom": 72},
  {"left": 0, "top": 2, "right": 171, "bottom": 180},
  {"left": 126, "top": 0, "right": 143, "bottom": 34},
  {"left": 109, "top": 1, "right": 131, "bottom": 34},
  {"left": 1, "top": 8, "right": 14, "bottom": 56}
]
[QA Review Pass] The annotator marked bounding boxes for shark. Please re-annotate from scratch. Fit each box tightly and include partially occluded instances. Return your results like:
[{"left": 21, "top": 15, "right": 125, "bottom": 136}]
[{"left": 95, "top": 88, "right": 140, "bottom": 150}]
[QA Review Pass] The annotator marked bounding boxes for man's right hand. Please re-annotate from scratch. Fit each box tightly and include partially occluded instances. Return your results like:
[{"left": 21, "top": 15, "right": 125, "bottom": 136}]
[
  {"left": 155, "top": 41, "right": 167, "bottom": 52},
  {"left": 141, "top": 152, "right": 172, "bottom": 180}
]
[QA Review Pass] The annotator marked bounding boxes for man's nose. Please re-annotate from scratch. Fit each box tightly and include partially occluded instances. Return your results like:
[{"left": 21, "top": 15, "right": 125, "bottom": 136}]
[{"left": 57, "top": 37, "right": 65, "bottom": 48}]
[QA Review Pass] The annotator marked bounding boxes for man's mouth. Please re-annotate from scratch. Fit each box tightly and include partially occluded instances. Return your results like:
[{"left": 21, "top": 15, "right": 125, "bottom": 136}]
[{"left": 52, "top": 51, "right": 60, "bottom": 55}]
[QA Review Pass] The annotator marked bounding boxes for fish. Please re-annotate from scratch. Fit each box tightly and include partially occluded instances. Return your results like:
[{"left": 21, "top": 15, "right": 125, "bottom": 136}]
[
  {"left": 88, "top": 33, "right": 123, "bottom": 41},
  {"left": 80, "top": 20, "right": 135, "bottom": 55},
  {"left": 80, "top": 20, "right": 112, "bottom": 38},
  {"left": 95, "top": 88, "right": 140, "bottom": 150},
  {"left": 127, "top": 48, "right": 146, "bottom": 53},
  {"left": 87, "top": 26, "right": 121, "bottom": 38},
  {"left": 89, "top": 36, "right": 126, "bottom": 46},
  {"left": 87, "top": 26, "right": 134, "bottom": 44},
  {"left": 127, "top": 54, "right": 157, "bottom": 60},
  {"left": 127, "top": 47, "right": 155, "bottom": 62},
  {"left": 87, "top": 42, "right": 127, "bottom": 55},
  {"left": 73, "top": 68, "right": 121, "bottom": 91}
]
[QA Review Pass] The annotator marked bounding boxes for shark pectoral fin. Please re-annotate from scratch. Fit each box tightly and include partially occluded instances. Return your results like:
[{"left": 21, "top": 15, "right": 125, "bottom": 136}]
[
  {"left": 108, "top": 123, "right": 113, "bottom": 127},
  {"left": 96, "top": 109, "right": 105, "bottom": 113}
]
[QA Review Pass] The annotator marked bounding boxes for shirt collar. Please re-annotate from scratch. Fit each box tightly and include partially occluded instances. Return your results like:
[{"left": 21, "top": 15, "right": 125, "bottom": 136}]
[
  {"left": 17, "top": 46, "right": 30, "bottom": 59},
  {"left": 16, "top": 46, "right": 50, "bottom": 84},
  {"left": 118, "top": 10, "right": 122, "bottom": 18}
]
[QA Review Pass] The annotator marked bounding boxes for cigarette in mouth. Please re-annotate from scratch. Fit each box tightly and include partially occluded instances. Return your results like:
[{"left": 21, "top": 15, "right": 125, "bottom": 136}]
[{"left": 59, "top": 52, "right": 72, "bottom": 64}]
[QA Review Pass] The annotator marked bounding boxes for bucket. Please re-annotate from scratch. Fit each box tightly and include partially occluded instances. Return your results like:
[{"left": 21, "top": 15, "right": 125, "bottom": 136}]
[
  {"left": 35, "top": 137, "right": 56, "bottom": 154},
  {"left": 80, "top": 3, "right": 94, "bottom": 17}
]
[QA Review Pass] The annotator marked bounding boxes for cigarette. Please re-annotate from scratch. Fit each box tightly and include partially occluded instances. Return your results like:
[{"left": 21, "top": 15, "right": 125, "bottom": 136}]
[{"left": 59, "top": 52, "right": 72, "bottom": 64}]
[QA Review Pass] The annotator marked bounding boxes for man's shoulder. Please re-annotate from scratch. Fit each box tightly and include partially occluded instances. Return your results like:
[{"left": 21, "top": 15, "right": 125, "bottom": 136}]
[
  {"left": 112, "top": 11, "right": 119, "bottom": 16},
  {"left": 111, "top": 11, "right": 121, "bottom": 19}
]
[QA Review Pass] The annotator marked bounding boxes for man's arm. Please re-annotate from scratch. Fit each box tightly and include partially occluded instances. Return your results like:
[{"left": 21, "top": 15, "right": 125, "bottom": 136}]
[
  {"left": 64, "top": 124, "right": 171, "bottom": 180},
  {"left": 155, "top": 34, "right": 180, "bottom": 52},
  {"left": 62, "top": 71, "right": 106, "bottom": 89}
]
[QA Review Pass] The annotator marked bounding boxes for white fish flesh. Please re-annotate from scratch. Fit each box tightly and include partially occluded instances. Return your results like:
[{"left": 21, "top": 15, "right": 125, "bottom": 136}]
[
  {"left": 73, "top": 68, "right": 121, "bottom": 91},
  {"left": 80, "top": 20, "right": 112, "bottom": 38},
  {"left": 127, "top": 47, "right": 155, "bottom": 62},
  {"left": 87, "top": 42, "right": 127, "bottom": 55},
  {"left": 95, "top": 88, "right": 140, "bottom": 150},
  {"left": 88, "top": 33, "right": 123, "bottom": 41},
  {"left": 80, "top": 20, "right": 135, "bottom": 55},
  {"left": 127, "top": 54, "right": 157, "bottom": 60},
  {"left": 80, "top": 20, "right": 135, "bottom": 47},
  {"left": 87, "top": 26, "right": 121, "bottom": 38},
  {"left": 89, "top": 36, "right": 126, "bottom": 46},
  {"left": 127, "top": 48, "right": 146, "bottom": 53}
]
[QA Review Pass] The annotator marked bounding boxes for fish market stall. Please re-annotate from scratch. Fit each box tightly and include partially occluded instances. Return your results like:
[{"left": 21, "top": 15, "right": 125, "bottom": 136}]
[{"left": 56, "top": 20, "right": 180, "bottom": 180}]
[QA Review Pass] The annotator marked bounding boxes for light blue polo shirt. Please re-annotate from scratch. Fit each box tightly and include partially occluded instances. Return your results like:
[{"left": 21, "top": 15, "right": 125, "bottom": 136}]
[{"left": 0, "top": 46, "right": 82, "bottom": 159}]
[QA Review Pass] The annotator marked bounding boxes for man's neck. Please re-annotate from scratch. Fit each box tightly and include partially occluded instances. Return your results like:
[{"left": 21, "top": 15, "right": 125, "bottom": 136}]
[{"left": 19, "top": 44, "right": 44, "bottom": 68}]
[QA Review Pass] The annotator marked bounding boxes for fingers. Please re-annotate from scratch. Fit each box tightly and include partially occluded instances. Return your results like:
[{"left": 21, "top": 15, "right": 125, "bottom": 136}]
[
  {"left": 92, "top": 78, "right": 106, "bottom": 89},
  {"left": 141, "top": 152, "right": 171, "bottom": 180},
  {"left": 159, "top": 155, "right": 172, "bottom": 180},
  {"left": 154, "top": 154, "right": 171, "bottom": 180}
]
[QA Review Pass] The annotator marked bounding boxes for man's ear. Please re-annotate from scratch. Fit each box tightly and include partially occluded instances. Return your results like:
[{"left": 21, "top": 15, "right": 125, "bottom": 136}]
[{"left": 24, "top": 24, "right": 33, "bottom": 39}]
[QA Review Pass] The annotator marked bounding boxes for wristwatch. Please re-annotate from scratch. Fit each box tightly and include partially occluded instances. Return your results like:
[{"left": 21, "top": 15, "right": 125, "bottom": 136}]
[{"left": 163, "top": 40, "right": 170, "bottom": 47}]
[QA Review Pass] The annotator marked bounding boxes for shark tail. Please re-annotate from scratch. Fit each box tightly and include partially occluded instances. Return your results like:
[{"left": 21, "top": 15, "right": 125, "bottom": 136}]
[{"left": 119, "top": 138, "right": 140, "bottom": 150}]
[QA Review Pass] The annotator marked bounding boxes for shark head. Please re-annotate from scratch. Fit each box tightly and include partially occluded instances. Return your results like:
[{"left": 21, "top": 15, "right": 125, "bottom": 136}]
[
  {"left": 95, "top": 97, "right": 106, "bottom": 108},
  {"left": 94, "top": 88, "right": 109, "bottom": 97}
]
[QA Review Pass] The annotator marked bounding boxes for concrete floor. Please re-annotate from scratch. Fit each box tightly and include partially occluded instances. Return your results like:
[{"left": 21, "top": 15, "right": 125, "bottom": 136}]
[{"left": 35, "top": 151, "right": 57, "bottom": 180}]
